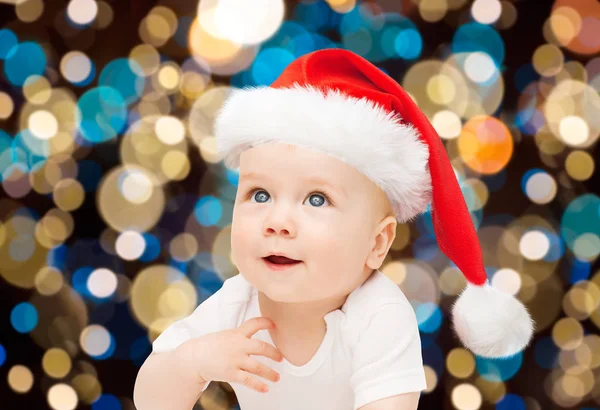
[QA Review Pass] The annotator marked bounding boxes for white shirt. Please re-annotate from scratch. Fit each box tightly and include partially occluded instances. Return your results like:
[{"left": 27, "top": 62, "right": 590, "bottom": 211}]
[{"left": 152, "top": 270, "right": 427, "bottom": 410}]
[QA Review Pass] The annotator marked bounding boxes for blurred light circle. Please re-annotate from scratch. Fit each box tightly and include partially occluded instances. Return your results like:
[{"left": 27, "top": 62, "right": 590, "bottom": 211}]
[
  {"left": 552, "top": 317, "right": 583, "bottom": 350},
  {"left": 155, "top": 116, "right": 185, "bottom": 145},
  {"left": 94, "top": 1, "right": 114, "bottom": 29},
  {"left": 67, "top": 0, "right": 98, "bottom": 25},
  {"left": 28, "top": 110, "right": 58, "bottom": 140},
  {"left": 91, "top": 394, "right": 122, "bottom": 410},
  {"left": 551, "top": 0, "right": 600, "bottom": 55},
  {"left": 475, "top": 352, "right": 523, "bottom": 382},
  {"left": 208, "top": 0, "right": 285, "bottom": 45},
  {"left": 115, "top": 231, "right": 146, "bottom": 261},
  {"left": 16, "top": 0, "right": 43, "bottom": 26},
  {"left": 447, "top": 348, "right": 476, "bottom": 378},
  {"left": 560, "top": 194, "right": 600, "bottom": 258},
  {"left": 157, "top": 64, "right": 181, "bottom": 91},
  {"left": 71, "top": 373, "right": 101, "bottom": 404},
  {"left": 549, "top": 6, "right": 582, "bottom": 46},
  {"left": 130, "top": 265, "right": 197, "bottom": 328},
  {"left": 87, "top": 268, "right": 117, "bottom": 298},
  {"left": 4, "top": 41, "right": 47, "bottom": 87},
  {"left": 394, "top": 28, "right": 422, "bottom": 60},
  {"left": 76, "top": 87, "right": 127, "bottom": 144},
  {"left": 559, "top": 116, "right": 588, "bottom": 146},
  {"left": 522, "top": 170, "right": 557, "bottom": 204},
  {"left": 53, "top": 178, "right": 85, "bottom": 212},
  {"left": 42, "top": 348, "right": 71, "bottom": 379},
  {"left": 80, "top": 324, "right": 111, "bottom": 357},
  {"left": 22, "top": 75, "right": 51, "bottom": 104},
  {"left": 194, "top": 195, "right": 223, "bottom": 227},
  {"left": 451, "top": 383, "right": 482, "bottom": 410},
  {"left": 139, "top": 233, "right": 161, "bottom": 262},
  {"left": 458, "top": 115, "right": 513, "bottom": 174},
  {"left": 0, "top": 29, "right": 18, "bottom": 59},
  {"left": 119, "top": 169, "right": 153, "bottom": 205},
  {"left": 47, "top": 383, "right": 78, "bottom": 410},
  {"left": 415, "top": 302, "right": 442, "bottom": 333},
  {"left": 35, "top": 266, "right": 64, "bottom": 296},
  {"left": 573, "top": 233, "right": 600, "bottom": 261},
  {"left": 97, "top": 165, "right": 165, "bottom": 232},
  {"left": 161, "top": 151, "right": 190, "bottom": 181},
  {"left": 490, "top": 268, "right": 521, "bottom": 296},
  {"left": 471, "top": 0, "right": 502, "bottom": 24},
  {"left": 251, "top": 47, "right": 296, "bottom": 86},
  {"left": 532, "top": 44, "right": 564, "bottom": 77},
  {"left": 10, "top": 302, "right": 38, "bottom": 333},
  {"left": 129, "top": 44, "right": 160, "bottom": 77},
  {"left": 545, "top": 80, "right": 600, "bottom": 148},
  {"left": 464, "top": 52, "right": 497, "bottom": 84},
  {"left": 565, "top": 150, "right": 594, "bottom": 181},
  {"left": 432, "top": 110, "right": 462, "bottom": 139},
  {"left": 170, "top": 233, "right": 199, "bottom": 262},
  {"left": 60, "top": 51, "right": 93, "bottom": 84},
  {"left": 452, "top": 22, "right": 504, "bottom": 66},
  {"left": 419, "top": 0, "right": 448, "bottom": 22},
  {"left": 189, "top": 15, "right": 259, "bottom": 76},
  {"left": 8, "top": 364, "right": 34, "bottom": 393},
  {"left": 427, "top": 74, "right": 455, "bottom": 105},
  {"left": 495, "top": 393, "right": 525, "bottom": 410},
  {"left": 519, "top": 230, "right": 550, "bottom": 260},
  {"left": 326, "top": 0, "right": 356, "bottom": 13},
  {"left": 0, "top": 92, "right": 14, "bottom": 119},
  {"left": 98, "top": 58, "right": 145, "bottom": 106},
  {"left": 139, "top": 7, "right": 177, "bottom": 48}
]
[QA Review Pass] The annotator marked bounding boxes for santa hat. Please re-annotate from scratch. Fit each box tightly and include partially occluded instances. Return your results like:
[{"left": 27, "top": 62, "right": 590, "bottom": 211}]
[{"left": 212, "top": 48, "right": 535, "bottom": 358}]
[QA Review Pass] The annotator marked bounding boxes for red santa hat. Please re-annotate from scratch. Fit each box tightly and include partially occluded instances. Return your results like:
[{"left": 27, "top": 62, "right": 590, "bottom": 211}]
[{"left": 212, "top": 48, "right": 535, "bottom": 358}]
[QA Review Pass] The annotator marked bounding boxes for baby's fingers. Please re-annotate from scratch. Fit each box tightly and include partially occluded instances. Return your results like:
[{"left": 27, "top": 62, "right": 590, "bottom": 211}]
[
  {"left": 235, "top": 369, "right": 272, "bottom": 393},
  {"left": 241, "top": 357, "right": 280, "bottom": 384},
  {"left": 246, "top": 339, "right": 284, "bottom": 363}
]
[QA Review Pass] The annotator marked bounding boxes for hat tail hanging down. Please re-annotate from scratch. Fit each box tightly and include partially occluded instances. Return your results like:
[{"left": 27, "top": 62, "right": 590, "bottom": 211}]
[{"left": 212, "top": 48, "right": 535, "bottom": 358}]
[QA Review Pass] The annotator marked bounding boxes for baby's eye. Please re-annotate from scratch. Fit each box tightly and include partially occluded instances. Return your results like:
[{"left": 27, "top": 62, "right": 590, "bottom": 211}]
[{"left": 248, "top": 189, "right": 331, "bottom": 207}]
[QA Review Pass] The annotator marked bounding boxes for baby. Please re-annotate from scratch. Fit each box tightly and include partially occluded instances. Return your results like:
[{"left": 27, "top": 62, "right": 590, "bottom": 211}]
[{"left": 133, "top": 49, "right": 534, "bottom": 410}]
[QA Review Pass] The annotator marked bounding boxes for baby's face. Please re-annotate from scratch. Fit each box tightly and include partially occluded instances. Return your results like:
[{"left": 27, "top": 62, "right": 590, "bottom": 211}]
[{"left": 230, "top": 142, "right": 394, "bottom": 304}]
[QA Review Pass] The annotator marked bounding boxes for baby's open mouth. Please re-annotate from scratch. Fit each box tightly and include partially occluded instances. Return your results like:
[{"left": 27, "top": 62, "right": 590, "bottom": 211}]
[{"left": 263, "top": 255, "right": 302, "bottom": 265}]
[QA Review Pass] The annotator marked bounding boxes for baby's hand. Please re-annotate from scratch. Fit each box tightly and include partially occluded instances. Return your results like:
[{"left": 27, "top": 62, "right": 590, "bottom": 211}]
[{"left": 176, "top": 317, "right": 283, "bottom": 393}]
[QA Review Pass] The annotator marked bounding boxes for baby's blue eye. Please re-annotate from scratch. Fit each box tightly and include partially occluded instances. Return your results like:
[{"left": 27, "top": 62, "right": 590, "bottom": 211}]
[{"left": 249, "top": 189, "right": 330, "bottom": 207}]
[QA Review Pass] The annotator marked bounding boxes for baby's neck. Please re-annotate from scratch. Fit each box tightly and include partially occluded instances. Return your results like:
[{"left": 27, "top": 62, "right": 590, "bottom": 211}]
[{"left": 257, "top": 291, "right": 347, "bottom": 336}]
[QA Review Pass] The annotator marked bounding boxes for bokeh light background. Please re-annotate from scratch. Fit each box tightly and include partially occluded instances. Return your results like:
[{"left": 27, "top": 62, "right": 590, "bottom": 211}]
[{"left": 1, "top": 0, "right": 600, "bottom": 409}]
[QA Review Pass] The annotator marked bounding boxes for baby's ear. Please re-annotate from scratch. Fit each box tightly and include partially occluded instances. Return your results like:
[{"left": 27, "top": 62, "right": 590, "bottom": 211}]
[{"left": 366, "top": 216, "right": 397, "bottom": 269}]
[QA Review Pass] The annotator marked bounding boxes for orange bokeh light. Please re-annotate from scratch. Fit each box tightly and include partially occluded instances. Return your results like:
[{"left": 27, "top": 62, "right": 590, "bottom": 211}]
[{"left": 458, "top": 115, "right": 514, "bottom": 174}]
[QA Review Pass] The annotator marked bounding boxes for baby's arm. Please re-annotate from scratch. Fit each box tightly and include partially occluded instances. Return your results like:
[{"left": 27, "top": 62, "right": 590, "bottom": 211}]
[
  {"left": 133, "top": 288, "right": 222, "bottom": 410},
  {"left": 133, "top": 342, "right": 208, "bottom": 410}
]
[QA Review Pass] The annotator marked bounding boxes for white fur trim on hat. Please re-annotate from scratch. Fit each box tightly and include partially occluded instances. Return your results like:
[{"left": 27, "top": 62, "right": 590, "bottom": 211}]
[
  {"left": 451, "top": 282, "right": 535, "bottom": 358},
  {"left": 213, "top": 84, "right": 432, "bottom": 223}
]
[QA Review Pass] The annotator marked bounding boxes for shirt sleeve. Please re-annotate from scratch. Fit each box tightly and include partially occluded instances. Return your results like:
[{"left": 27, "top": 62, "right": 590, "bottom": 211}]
[
  {"left": 350, "top": 302, "right": 427, "bottom": 410},
  {"left": 151, "top": 289, "right": 224, "bottom": 392}
]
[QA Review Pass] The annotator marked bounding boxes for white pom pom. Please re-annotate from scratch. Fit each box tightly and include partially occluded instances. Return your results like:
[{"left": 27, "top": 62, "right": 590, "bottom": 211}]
[{"left": 451, "top": 281, "right": 535, "bottom": 358}]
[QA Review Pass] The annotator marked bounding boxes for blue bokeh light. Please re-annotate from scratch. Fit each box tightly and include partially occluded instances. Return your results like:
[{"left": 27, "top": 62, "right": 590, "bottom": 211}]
[
  {"left": 3, "top": 41, "right": 47, "bottom": 86},
  {"left": 194, "top": 196, "right": 223, "bottom": 227},
  {"left": 0, "top": 29, "right": 18, "bottom": 59},
  {"left": 98, "top": 58, "right": 145, "bottom": 105},
  {"left": 76, "top": 86, "right": 128, "bottom": 143},
  {"left": 452, "top": 22, "right": 505, "bottom": 66},
  {"left": 10, "top": 302, "right": 39, "bottom": 333}
]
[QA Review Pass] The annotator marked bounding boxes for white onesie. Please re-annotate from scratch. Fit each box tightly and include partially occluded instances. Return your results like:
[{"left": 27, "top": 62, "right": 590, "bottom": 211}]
[{"left": 152, "top": 269, "right": 427, "bottom": 410}]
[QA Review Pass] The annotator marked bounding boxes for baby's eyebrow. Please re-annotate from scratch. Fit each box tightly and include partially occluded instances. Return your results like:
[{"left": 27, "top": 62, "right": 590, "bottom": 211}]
[{"left": 240, "top": 171, "right": 346, "bottom": 198}]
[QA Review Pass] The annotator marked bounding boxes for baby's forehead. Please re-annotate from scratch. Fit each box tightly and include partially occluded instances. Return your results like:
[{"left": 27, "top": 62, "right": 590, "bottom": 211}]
[{"left": 240, "top": 170, "right": 344, "bottom": 191}]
